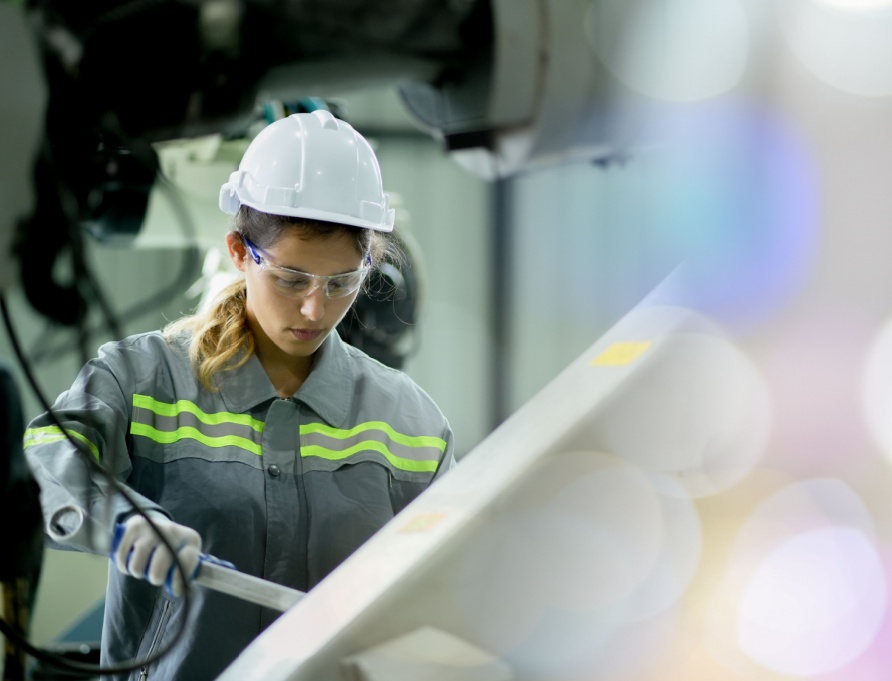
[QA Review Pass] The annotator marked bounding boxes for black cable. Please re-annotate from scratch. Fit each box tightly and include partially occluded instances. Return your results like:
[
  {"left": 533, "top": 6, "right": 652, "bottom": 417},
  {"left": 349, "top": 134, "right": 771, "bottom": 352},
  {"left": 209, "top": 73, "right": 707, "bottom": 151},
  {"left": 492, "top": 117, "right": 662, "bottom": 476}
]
[
  {"left": 59, "top": 159, "right": 125, "bottom": 344},
  {"left": 29, "top": 127, "right": 203, "bottom": 367},
  {"left": 0, "top": 296, "right": 194, "bottom": 677},
  {"left": 79, "top": 111, "right": 202, "bottom": 339},
  {"left": 30, "top": 242, "right": 202, "bottom": 366},
  {"left": 19, "top": 127, "right": 126, "bottom": 360}
]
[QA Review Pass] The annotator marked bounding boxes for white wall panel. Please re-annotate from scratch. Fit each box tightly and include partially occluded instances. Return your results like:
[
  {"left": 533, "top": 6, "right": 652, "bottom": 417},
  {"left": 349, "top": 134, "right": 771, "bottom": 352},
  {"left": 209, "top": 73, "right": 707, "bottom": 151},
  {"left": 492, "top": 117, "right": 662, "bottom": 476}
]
[
  {"left": 506, "top": 159, "right": 682, "bottom": 413},
  {"left": 373, "top": 137, "right": 492, "bottom": 457}
]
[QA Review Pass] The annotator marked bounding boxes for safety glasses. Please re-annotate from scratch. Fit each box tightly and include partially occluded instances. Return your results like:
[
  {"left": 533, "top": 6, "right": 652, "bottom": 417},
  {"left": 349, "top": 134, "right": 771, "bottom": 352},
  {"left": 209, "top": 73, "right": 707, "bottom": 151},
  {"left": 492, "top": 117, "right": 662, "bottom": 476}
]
[{"left": 242, "top": 237, "right": 370, "bottom": 300}]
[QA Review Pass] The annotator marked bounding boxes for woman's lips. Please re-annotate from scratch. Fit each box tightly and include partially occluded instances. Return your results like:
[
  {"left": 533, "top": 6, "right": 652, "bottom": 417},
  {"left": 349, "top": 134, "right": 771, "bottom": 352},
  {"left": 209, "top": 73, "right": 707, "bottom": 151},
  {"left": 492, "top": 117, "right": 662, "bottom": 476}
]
[{"left": 291, "top": 328, "right": 323, "bottom": 342}]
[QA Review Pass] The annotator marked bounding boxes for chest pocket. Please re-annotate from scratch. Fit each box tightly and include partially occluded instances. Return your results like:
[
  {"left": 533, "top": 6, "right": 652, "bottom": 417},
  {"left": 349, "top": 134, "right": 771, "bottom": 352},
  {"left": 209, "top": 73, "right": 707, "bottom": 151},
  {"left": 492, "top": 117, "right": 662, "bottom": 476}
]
[
  {"left": 300, "top": 421, "right": 444, "bottom": 585},
  {"left": 299, "top": 421, "right": 444, "bottom": 484}
]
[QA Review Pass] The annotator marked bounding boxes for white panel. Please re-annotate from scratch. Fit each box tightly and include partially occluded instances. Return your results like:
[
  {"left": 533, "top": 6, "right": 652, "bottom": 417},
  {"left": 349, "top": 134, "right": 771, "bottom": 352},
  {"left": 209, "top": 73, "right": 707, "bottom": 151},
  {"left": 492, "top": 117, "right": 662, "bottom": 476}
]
[{"left": 216, "top": 271, "right": 748, "bottom": 681}]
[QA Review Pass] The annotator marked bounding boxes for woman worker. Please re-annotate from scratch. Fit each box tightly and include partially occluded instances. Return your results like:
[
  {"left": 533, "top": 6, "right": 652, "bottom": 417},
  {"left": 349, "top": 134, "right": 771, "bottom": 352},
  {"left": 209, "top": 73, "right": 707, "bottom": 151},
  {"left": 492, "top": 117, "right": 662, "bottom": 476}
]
[{"left": 23, "top": 109, "right": 455, "bottom": 680}]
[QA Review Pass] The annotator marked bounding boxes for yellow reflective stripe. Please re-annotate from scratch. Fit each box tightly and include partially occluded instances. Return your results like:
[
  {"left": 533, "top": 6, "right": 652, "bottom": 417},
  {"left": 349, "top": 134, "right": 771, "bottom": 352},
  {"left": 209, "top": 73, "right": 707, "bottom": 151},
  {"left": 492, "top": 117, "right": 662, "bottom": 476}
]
[
  {"left": 129, "top": 422, "right": 263, "bottom": 456},
  {"left": 302, "top": 442, "right": 439, "bottom": 473},
  {"left": 132, "top": 394, "right": 265, "bottom": 432},
  {"left": 300, "top": 421, "right": 446, "bottom": 452},
  {"left": 23, "top": 425, "right": 101, "bottom": 461}
]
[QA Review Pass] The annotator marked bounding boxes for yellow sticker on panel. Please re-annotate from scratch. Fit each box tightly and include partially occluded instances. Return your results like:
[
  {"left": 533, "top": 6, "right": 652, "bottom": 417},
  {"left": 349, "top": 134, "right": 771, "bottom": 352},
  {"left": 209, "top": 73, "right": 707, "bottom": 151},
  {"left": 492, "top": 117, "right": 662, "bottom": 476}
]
[
  {"left": 399, "top": 512, "right": 446, "bottom": 533},
  {"left": 590, "top": 341, "right": 652, "bottom": 366}
]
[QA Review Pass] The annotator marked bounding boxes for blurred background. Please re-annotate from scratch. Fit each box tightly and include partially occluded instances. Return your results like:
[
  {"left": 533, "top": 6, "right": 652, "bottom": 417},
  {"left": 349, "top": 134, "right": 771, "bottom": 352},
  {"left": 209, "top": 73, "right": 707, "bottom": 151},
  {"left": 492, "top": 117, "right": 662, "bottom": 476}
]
[{"left": 4, "top": 0, "right": 892, "bottom": 679}]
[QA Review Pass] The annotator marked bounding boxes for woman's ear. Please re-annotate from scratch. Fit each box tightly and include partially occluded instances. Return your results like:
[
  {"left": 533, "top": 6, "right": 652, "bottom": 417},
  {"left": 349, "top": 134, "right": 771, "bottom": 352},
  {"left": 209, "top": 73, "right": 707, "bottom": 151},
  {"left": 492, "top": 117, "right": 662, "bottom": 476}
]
[{"left": 226, "top": 231, "right": 248, "bottom": 272}]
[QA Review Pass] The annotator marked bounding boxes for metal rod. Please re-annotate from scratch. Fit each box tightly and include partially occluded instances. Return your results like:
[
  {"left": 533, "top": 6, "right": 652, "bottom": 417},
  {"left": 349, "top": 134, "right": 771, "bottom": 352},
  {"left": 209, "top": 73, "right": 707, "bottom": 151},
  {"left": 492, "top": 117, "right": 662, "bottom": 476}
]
[{"left": 195, "top": 561, "right": 305, "bottom": 612}]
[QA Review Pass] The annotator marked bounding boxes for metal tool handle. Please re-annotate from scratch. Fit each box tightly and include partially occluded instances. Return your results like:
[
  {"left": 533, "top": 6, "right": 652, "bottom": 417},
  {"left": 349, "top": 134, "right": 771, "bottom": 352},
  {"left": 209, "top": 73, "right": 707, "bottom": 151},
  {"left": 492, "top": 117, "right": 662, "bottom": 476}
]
[{"left": 195, "top": 554, "right": 306, "bottom": 612}]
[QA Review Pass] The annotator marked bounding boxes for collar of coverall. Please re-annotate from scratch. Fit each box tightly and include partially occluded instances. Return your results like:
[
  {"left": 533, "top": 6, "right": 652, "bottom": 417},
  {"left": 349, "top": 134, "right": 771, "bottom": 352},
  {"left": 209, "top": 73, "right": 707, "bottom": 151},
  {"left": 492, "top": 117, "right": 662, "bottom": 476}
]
[{"left": 216, "top": 331, "right": 353, "bottom": 427}]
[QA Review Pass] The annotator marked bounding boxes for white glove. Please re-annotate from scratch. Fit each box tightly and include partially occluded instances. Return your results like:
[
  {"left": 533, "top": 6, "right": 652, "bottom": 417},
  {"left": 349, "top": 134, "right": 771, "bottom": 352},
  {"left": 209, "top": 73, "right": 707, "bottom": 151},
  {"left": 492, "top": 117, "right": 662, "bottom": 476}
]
[{"left": 112, "top": 511, "right": 202, "bottom": 597}]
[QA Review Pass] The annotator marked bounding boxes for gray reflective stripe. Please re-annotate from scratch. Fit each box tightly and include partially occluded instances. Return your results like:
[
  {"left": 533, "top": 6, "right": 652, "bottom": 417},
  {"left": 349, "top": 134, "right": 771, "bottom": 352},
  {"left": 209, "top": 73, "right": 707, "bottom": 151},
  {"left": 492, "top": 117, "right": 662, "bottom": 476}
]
[
  {"left": 23, "top": 426, "right": 100, "bottom": 461},
  {"left": 300, "top": 421, "right": 444, "bottom": 474},
  {"left": 131, "top": 394, "right": 265, "bottom": 457}
]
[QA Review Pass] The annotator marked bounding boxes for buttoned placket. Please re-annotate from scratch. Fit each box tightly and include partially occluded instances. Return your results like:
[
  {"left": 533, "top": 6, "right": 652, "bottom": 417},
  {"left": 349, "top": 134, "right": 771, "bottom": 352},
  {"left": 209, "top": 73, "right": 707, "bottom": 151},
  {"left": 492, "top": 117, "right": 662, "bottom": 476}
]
[{"left": 259, "top": 396, "right": 307, "bottom": 628}]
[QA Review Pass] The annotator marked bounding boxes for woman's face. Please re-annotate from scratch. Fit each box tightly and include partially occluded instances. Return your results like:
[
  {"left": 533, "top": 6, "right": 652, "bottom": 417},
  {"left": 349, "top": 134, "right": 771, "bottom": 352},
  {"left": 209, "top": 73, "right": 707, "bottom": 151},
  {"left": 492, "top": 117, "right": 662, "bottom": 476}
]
[{"left": 227, "top": 228, "right": 365, "bottom": 369}]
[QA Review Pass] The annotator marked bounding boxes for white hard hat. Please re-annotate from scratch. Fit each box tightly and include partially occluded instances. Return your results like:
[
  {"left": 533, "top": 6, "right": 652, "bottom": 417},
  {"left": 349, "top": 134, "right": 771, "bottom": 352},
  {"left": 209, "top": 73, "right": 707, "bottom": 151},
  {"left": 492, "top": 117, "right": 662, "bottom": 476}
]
[{"left": 219, "top": 110, "right": 395, "bottom": 232}]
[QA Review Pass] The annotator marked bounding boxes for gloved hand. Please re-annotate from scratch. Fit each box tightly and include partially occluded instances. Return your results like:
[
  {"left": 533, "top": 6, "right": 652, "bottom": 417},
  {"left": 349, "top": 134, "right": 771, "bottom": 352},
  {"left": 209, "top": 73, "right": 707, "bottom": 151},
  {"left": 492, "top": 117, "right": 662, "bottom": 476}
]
[{"left": 111, "top": 511, "right": 202, "bottom": 597}]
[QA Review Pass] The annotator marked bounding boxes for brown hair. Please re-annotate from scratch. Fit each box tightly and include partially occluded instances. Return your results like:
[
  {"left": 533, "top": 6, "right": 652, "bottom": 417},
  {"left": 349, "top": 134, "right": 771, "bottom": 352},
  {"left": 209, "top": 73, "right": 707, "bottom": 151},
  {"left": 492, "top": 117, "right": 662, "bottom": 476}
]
[{"left": 164, "top": 206, "right": 401, "bottom": 391}]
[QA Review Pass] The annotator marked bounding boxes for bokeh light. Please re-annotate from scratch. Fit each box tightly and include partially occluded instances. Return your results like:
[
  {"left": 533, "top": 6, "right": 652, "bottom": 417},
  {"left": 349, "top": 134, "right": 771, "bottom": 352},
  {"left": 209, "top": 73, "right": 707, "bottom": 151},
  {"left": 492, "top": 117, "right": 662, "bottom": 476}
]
[
  {"left": 767, "top": 304, "right": 877, "bottom": 479},
  {"left": 586, "top": 0, "right": 749, "bottom": 102},
  {"left": 861, "top": 314, "right": 892, "bottom": 466},
  {"left": 456, "top": 452, "right": 663, "bottom": 656},
  {"left": 631, "top": 101, "right": 819, "bottom": 331},
  {"left": 779, "top": 0, "right": 892, "bottom": 97},
  {"left": 706, "top": 479, "right": 887, "bottom": 679},
  {"left": 453, "top": 451, "right": 702, "bottom": 678},
  {"left": 618, "top": 472, "right": 703, "bottom": 622},
  {"left": 585, "top": 318, "right": 772, "bottom": 498},
  {"left": 738, "top": 527, "right": 886, "bottom": 676},
  {"left": 816, "top": 541, "right": 892, "bottom": 681}
]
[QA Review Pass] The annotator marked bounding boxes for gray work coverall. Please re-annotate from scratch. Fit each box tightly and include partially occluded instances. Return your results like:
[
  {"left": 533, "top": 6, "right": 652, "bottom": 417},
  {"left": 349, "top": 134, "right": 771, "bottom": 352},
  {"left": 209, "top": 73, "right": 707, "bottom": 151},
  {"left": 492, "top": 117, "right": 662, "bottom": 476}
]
[{"left": 24, "top": 329, "right": 455, "bottom": 681}]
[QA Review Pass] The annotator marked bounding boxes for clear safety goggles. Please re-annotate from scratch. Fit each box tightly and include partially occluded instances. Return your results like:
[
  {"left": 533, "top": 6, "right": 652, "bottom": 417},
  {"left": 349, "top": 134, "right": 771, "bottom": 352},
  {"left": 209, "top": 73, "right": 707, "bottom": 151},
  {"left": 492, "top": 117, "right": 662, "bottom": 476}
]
[{"left": 243, "top": 237, "right": 370, "bottom": 300}]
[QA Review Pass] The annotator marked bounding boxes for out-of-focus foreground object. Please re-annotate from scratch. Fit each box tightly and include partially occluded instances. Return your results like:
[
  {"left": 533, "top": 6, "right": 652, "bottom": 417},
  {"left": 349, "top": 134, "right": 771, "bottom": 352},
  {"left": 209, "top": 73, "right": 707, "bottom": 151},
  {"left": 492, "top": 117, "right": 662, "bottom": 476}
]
[
  {"left": 0, "top": 363, "right": 44, "bottom": 681},
  {"left": 0, "top": 2, "right": 47, "bottom": 294},
  {"left": 215, "top": 268, "right": 771, "bottom": 681}
]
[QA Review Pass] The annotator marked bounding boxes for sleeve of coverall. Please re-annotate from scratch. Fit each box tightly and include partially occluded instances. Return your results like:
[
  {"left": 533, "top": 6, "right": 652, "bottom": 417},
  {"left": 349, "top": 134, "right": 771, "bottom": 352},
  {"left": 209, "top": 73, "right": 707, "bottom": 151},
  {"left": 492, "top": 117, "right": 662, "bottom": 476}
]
[
  {"left": 432, "top": 421, "right": 457, "bottom": 481},
  {"left": 22, "top": 342, "right": 166, "bottom": 555}
]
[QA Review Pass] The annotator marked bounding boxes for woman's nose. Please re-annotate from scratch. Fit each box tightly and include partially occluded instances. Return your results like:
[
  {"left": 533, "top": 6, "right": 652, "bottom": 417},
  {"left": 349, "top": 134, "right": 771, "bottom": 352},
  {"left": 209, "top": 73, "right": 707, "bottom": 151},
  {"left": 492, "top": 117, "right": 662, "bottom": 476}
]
[{"left": 299, "top": 285, "right": 326, "bottom": 321}]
